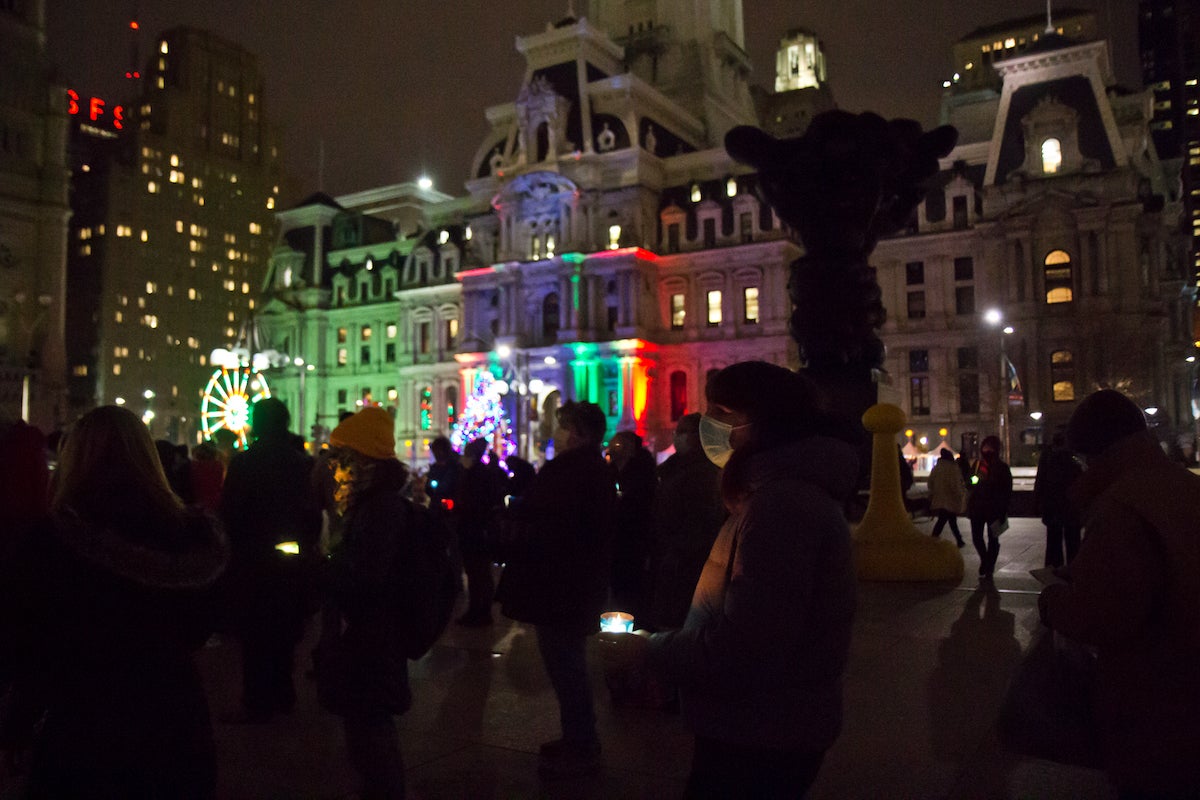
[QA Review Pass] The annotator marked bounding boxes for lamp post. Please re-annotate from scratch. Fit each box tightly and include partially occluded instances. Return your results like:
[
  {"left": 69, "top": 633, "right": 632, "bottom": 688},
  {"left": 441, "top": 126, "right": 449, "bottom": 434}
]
[{"left": 984, "top": 308, "right": 1015, "bottom": 461}]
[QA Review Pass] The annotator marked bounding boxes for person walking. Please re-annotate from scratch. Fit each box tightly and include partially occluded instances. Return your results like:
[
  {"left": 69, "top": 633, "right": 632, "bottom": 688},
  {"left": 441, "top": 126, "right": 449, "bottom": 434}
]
[
  {"left": 315, "top": 406, "right": 414, "bottom": 799},
  {"left": 1039, "top": 389, "right": 1200, "bottom": 798},
  {"left": 495, "top": 401, "right": 616, "bottom": 778},
  {"left": 454, "top": 437, "right": 507, "bottom": 626},
  {"left": 966, "top": 435, "right": 1012, "bottom": 580},
  {"left": 647, "top": 413, "right": 725, "bottom": 631},
  {"left": 600, "top": 361, "right": 858, "bottom": 799},
  {"left": 1033, "top": 432, "right": 1084, "bottom": 567},
  {"left": 219, "top": 397, "right": 322, "bottom": 723},
  {"left": 928, "top": 448, "right": 966, "bottom": 547},
  {"left": 0, "top": 406, "right": 228, "bottom": 799}
]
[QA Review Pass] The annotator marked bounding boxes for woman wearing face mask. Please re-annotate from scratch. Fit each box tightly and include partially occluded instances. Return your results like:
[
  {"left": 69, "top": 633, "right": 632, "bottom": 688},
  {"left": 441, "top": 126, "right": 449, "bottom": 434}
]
[{"left": 601, "top": 360, "right": 858, "bottom": 799}]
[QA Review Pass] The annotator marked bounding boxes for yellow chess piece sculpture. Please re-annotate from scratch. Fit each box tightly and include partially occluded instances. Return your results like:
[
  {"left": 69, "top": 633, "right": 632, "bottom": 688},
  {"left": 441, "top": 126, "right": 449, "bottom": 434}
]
[{"left": 853, "top": 403, "right": 963, "bottom": 581}]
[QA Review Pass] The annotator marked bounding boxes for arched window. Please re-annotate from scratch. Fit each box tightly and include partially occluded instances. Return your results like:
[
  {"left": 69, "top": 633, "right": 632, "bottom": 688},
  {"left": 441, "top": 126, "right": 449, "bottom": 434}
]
[
  {"left": 669, "top": 370, "right": 688, "bottom": 421},
  {"left": 1050, "top": 350, "right": 1075, "bottom": 402},
  {"left": 445, "top": 385, "right": 458, "bottom": 428},
  {"left": 1041, "top": 138, "right": 1062, "bottom": 174},
  {"left": 542, "top": 293, "right": 560, "bottom": 340},
  {"left": 1044, "top": 250, "right": 1073, "bottom": 304}
]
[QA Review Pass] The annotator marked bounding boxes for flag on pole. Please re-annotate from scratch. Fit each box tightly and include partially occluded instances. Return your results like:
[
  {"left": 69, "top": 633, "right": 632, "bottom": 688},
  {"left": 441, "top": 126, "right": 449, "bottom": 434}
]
[{"left": 1005, "top": 354, "right": 1024, "bottom": 404}]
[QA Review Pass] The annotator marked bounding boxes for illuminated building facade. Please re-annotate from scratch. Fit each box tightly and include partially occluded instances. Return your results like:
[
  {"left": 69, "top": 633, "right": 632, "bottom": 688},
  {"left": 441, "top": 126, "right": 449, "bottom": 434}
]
[
  {"left": 260, "top": 5, "right": 1193, "bottom": 466},
  {"left": 0, "top": 0, "right": 69, "bottom": 429},
  {"left": 64, "top": 27, "right": 281, "bottom": 439}
]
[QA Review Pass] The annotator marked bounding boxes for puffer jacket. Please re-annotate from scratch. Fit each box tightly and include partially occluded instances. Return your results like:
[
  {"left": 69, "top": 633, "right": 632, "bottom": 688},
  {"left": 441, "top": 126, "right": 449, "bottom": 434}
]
[{"left": 646, "top": 436, "right": 858, "bottom": 752}]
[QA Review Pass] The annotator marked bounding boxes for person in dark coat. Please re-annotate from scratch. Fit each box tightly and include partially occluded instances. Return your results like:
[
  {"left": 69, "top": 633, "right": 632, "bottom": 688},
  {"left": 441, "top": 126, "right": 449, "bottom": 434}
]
[
  {"left": 647, "top": 413, "right": 725, "bottom": 631},
  {"left": 218, "top": 397, "right": 322, "bottom": 722},
  {"left": 966, "top": 435, "right": 1012, "bottom": 580},
  {"left": 0, "top": 405, "right": 228, "bottom": 799},
  {"left": 1039, "top": 389, "right": 1200, "bottom": 798},
  {"left": 496, "top": 400, "right": 616, "bottom": 779},
  {"left": 1033, "top": 432, "right": 1084, "bottom": 567},
  {"left": 606, "top": 430, "right": 657, "bottom": 620},
  {"left": 316, "top": 406, "right": 413, "bottom": 799},
  {"left": 599, "top": 361, "right": 858, "bottom": 799},
  {"left": 454, "top": 438, "right": 507, "bottom": 626},
  {"left": 425, "top": 436, "right": 462, "bottom": 517}
]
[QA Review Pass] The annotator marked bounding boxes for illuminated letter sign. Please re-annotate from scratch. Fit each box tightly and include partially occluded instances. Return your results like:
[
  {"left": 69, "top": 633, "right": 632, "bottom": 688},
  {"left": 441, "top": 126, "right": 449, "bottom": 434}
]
[{"left": 67, "top": 90, "right": 126, "bottom": 133}]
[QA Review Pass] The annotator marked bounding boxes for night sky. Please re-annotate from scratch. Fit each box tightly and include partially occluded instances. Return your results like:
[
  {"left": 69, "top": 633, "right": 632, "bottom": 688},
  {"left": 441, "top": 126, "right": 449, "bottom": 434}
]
[{"left": 46, "top": 1, "right": 1140, "bottom": 204}]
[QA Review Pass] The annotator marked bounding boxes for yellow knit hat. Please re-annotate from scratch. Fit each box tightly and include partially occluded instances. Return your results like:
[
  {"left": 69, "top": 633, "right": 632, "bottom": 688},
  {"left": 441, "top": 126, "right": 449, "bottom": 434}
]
[{"left": 330, "top": 406, "right": 397, "bottom": 460}]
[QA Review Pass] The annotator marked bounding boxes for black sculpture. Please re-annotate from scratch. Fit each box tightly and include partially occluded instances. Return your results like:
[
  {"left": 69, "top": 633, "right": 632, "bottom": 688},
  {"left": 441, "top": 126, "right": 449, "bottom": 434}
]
[{"left": 726, "top": 111, "right": 957, "bottom": 441}]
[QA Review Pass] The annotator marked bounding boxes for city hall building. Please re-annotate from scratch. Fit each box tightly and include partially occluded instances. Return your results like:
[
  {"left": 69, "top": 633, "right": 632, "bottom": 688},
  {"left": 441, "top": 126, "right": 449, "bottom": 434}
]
[{"left": 258, "top": 2, "right": 1193, "bottom": 467}]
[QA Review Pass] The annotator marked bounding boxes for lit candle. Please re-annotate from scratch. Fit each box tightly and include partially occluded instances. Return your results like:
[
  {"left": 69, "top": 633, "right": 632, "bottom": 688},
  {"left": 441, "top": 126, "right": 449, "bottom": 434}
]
[{"left": 599, "top": 611, "right": 634, "bottom": 633}]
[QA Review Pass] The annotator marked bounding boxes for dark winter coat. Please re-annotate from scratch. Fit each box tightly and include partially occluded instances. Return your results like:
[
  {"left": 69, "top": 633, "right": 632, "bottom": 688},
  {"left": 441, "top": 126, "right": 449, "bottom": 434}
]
[
  {"left": 648, "top": 449, "right": 725, "bottom": 630},
  {"left": 496, "top": 445, "right": 616, "bottom": 636},
  {"left": 646, "top": 436, "right": 858, "bottom": 752},
  {"left": 454, "top": 459, "right": 507, "bottom": 556},
  {"left": 219, "top": 433, "right": 322, "bottom": 633},
  {"left": 1033, "top": 447, "right": 1083, "bottom": 525},
  {"left": 319, "top": 474, "right": 415, "bottom": 717},
  {"left": 1039, "top": 432, "right": 1200, "bottom": 794},
  {"left": 966, "top": 454, "right": 1012, "bottom": 522},
  {"left": 0, "top": 507, "right": 228, "bottom": 799}
]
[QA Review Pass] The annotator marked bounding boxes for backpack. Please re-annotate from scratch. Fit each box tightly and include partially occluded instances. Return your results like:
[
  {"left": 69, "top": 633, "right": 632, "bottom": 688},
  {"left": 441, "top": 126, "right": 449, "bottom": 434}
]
[{"left": 394, "top": 498, "right": 459, "bottom": 660}]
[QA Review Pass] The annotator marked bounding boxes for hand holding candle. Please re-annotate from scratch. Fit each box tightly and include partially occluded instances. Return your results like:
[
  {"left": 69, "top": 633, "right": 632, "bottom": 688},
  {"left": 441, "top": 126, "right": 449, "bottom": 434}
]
[
  {"left": 597, "top": 628, "right": 650, "bottom": 670},
  {"left": 599, "top": 611, "right": 635, "bottom": 633}
]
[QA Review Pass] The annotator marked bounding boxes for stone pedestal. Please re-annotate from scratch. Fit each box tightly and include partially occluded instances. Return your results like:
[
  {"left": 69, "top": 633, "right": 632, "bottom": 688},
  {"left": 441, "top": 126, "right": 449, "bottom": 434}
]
[{"left": 853, "top": 403, "right": 963, "bottom": 582}]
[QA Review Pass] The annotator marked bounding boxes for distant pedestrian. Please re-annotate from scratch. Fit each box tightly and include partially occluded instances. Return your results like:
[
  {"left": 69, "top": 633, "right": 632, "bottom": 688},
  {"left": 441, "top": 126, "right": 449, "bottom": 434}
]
[
  {"left": 454, "top": 438, "right": 507, "bottom": 626},
  {"left": 647, "top": 413, "right": 725, "bottom": 631},
  {"left": 1039, "top": 389, "right": 1200, "bottom": 798},
  {"left": 495, "top": 401, "right": 616, "bottom": 778},
  {"left": 928, "top": 448, "right": 966, "bottom": 547},
  {"left": 219, "top": 398, "right": 322, "bottom": 723},
  {"left": 1033, "top": 432, "right": 1084, "bottom": 567},
  {"left": 966, "top": 435, "right": 1012, "bottom": 580},
  {"left": 0, "top": 406, "right": 228, "bottom": 799},
  {"left": 607, "top": 430, "right": 657, "bottom": 620},
  {"left": 600, "top": 361, "right": 858, "bottom": 799},
  {"left": 316, "top": 406, "right": 414, "bottom": 799},
  {"left": 425, "top": 436, "right": 462, "bottom": 517}
]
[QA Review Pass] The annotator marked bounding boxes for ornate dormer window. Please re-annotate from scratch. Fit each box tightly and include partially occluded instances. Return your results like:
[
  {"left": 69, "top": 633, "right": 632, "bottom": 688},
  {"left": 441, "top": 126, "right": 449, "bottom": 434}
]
[
  {"left": 515, "top": 76, "right": 572, "bottom": 163},
  {"left": 1018, "top": 97, "right": 1091, "bottom": 178}
]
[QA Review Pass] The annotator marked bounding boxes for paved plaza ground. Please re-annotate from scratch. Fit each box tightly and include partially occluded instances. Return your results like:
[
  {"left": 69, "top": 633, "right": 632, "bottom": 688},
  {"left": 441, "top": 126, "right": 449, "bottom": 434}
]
[{"left": 201, "top": 514, "right": 1117, "bottom": 799}]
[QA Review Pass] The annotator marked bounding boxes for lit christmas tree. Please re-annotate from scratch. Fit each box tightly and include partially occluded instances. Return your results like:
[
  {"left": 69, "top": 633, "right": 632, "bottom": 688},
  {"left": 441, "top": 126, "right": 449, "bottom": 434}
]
[{"left": 451, "top": 370, "right": 515, "bottom": 458}]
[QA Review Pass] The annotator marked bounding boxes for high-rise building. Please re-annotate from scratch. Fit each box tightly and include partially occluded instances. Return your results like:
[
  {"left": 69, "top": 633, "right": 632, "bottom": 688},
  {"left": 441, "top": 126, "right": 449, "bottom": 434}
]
[
  {"left": 0, "top": 0, "right": 70, "bottom": 430},
  {"left": 1139, "top": 0, "right": 1200, "bottom": 324},
  {"left": 64, "top": 26, "right": 281, "bottom": 440}
]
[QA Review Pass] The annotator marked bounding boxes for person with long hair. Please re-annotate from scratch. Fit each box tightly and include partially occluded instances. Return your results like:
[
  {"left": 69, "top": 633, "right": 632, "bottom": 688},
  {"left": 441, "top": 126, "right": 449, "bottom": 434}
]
[
  {"left": 0, "top": 405, "right": 228, "bottom": 798},
  {"left": 601, "top": 361, "right": 858, "bottom": 799}
]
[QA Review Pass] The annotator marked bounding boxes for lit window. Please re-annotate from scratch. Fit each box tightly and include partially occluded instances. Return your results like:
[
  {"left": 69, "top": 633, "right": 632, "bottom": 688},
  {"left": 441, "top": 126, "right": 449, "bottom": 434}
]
[
  {"left": 361, "top": 325, "right": 372, "bottom": 341},
  {"left": 386, "top": 323, "right": 397, "bottom": 338},
  {"left": 146, "top": 282, "right": 156, "bottom": 294},
  {"left": 337, "top": 348, "right": 348, "bottom": 366},
  {"left": 147, "top": 181, "right": 159, "bottom": 193},
  {"left": 706, "top": 290, "right": 722, "bottom": 326},
  {"left": 140, "top": 230, "right": 148, "bottom": 242},
  {"left": 726, "top": 177, "right": 738, "bottom": 197},
  {"left": 113, "top": 364, "right": 121, "bottom": 376},
  {"left": 248, "top": 222, "right": 262, "bottom": 234},
  {"left": 170, "top": 154, "right": 179, "bottom": 167},
  {"left": 608, "top": 225, "right": 621, "bottom": 250},
  {"left": 1041, "top": 138, "right": 1062, "bottom": 174},
  {"left": 1051, "top": 350, "right": 1075, "bottom": 401},
  {"left": 160, "top": 40, "right": 168, "bottom": 54},
  {"left": 743, "top": 286, "right": 759, "bottom": 324},
  {"left": 1044, "top": 250, "right": 1073, "bottom": 304},
  {"left": 690, "top": 183, "right": 701, "bottom": 203},
  {"left": 670, "top": 293, "right": 686, "bottom": 329},
  {"left": 337, "top": 327, "right": 348, "bottom": 344}
]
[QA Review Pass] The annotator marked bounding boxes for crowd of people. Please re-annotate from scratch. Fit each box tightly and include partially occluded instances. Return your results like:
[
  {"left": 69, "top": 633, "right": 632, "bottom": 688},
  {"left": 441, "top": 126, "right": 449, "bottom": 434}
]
[{"left": 0, "top": 370, "right": 1197, "bottom": 799}]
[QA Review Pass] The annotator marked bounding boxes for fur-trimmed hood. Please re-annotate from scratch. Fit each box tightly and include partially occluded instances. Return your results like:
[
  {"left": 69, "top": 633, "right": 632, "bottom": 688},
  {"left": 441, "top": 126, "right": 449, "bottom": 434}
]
[{"left": 48, "top": 506, "right": 229, "bottom": 592}]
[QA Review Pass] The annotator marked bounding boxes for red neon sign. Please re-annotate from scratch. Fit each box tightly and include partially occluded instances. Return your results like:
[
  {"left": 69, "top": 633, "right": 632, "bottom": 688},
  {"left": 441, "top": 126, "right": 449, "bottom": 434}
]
[{"left": 67, "top": 90, "right": 125, "bottom": 131}]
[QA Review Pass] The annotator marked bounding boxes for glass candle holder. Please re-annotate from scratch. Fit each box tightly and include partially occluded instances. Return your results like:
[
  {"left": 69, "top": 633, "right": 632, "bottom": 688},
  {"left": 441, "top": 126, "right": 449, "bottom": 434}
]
[{"left": 599, "top": 611, "right": 635, "bottom": 633}]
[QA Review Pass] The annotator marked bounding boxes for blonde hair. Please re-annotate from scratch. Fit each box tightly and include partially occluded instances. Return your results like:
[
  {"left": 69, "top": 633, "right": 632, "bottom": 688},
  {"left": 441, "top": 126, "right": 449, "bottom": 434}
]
[{"left": 52, "top": 405, "right": 183, "bottom": 522}]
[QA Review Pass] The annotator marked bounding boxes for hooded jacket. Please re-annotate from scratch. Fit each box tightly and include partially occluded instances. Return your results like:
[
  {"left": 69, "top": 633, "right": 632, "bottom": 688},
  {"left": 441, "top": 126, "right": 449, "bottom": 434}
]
[
  {"left": 646, "top": 436, "right": 858, "bottom": 751},
  {"left": 0, "top": 507, "right": 228, "bottom": 799},
  {"left": 1039, "top": 432, "right": 1200, "bottom": 793}
]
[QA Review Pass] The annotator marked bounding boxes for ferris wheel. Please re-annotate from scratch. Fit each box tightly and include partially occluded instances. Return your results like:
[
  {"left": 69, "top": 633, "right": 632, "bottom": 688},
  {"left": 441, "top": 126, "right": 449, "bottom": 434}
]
[{"left": 200, "top": 365, "right": 271, "bottom": 447}]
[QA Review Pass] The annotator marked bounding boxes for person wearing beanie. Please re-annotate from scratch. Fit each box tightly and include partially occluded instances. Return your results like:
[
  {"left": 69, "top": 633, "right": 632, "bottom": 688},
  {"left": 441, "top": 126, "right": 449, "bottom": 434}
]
[
  {"left": 1039, "top": 389, "right": 1200, "bottom": 797},
  {"left": 317, "top": 406, "right": 412, "bottom": 798},
  {"left": 966, "top": 435, "right": 1012, "bottom": 579},
  {"left": 219, "top": 398, "right": 322, "bottom": 724}
]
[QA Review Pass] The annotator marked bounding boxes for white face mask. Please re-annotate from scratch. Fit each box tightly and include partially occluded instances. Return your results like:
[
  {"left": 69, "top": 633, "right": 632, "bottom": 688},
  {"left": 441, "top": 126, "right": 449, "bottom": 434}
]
[{"left": 699, "top": 414, "right": 746, "bottom": 467}]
